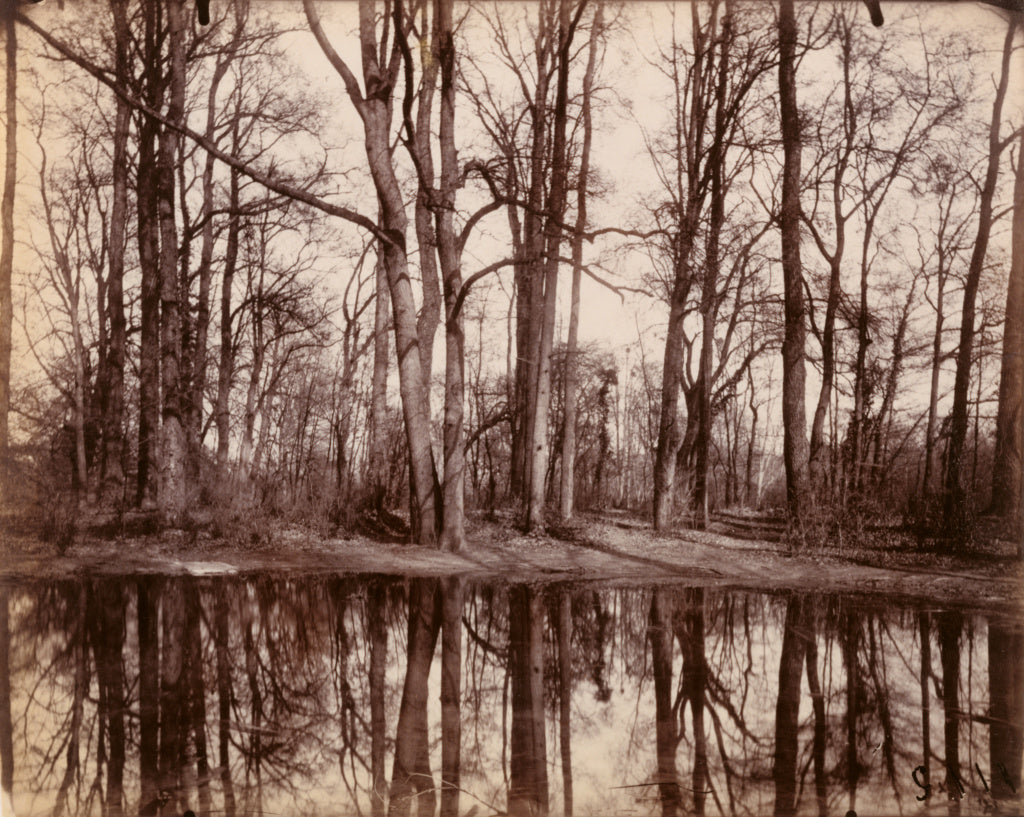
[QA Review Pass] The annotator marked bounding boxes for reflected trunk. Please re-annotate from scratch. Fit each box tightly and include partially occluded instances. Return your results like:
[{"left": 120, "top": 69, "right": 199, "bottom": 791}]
[
  {"left": 160, "top": 579, "right": 187, "bottom": 814},
  {"left": 440, "top": 578, "right": 463, "bottom": 817},
  {"left": 773, "top": 596, "right": 805, "bottom": 817},
  {"left": 213, "top": 585, "right": 237, "bottom": 817},
  {"left": 90, "top": 581, "right": 126, "bottom": 817},
  {"left": 369, "top": 584, "right": 388, "bottom": 817},
  {"left": 649, "top": 589, "right": 680, "bottom": 817},
  {"left": 0, "top": 588, "right": 12, "bottom": 813},
  {"left": 804, "top": 607, "right": 826, "bottom": 817},
  {"left": 920, "top": 612, "right": 932, "bottom": 802},
  {"left": 55, "top": 588, "right": 88, "bottom": 817},
  {"left": 557, "top": 590, "right": 573, "bottom": 817},
  {"left": 139, "top": 580, "right": 160, "bottom": 816},
  {"left": 988, "top": 616, "right": 1023, "bottom": 802},
  {"left": 939, "top": 610, "right": 963, "bottom": 813},
  {"left": 389, "top": 579, "right": 441, "bottom": 817},
  {"left": 676, "top": 589, "right": 707, "bottom": 815},
  {"left": 508, "top": 586, "right": 548, "bottom": 817},
  {"left": 185, "top": 583, "right": 211, "bottom": 817}
]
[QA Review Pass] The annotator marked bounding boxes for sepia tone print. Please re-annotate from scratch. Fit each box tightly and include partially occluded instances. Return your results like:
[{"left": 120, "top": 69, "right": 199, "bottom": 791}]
[{"left": 0, "top": 0, "right": 1021, "bottom": 815}]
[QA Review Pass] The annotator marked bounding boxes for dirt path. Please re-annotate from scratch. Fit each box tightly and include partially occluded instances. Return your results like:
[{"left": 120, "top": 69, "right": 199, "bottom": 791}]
[{"left": 2, "top": 510, "right": 1021, "bottom": 612}]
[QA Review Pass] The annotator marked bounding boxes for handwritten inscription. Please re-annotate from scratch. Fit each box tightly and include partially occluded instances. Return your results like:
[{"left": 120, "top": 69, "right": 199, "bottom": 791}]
[{"left": 913, "top": 762, "right": 1017, "bottom": 801}]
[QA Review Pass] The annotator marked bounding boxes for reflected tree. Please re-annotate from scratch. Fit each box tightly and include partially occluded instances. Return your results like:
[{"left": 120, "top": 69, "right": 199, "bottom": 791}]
[
  {"left": 988, "top": 615, "right": 1022, "bottom": 803},
  {"left": 508, "top": 586, "right": 548, "bottom": 816},
  {"left": 389, "top": 579, "right": 441, "bottom": 817}
]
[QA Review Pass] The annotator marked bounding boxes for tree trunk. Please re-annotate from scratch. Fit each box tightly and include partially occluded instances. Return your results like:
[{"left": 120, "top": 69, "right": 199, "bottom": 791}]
[
  {"left": 103, "top": 0, "right": 130, "bottom": 502},
  {"left": 992, "top": 126, "right": 1024, "bottom": 548},
  {"left": 777, "top": 0, "right": 812, "bottom": 527},
  {"left": 559, "top": 4, "right": 600, "bottom": 524},
  {"left": 215, "top": 167, "right": 241, "bottom": 475},
  {"left": 136, "top": 0, "right": 161, "bottom": 510},
  {"left": 157, "top": 0, "right": 188, "bottom": 525},
  {"left": 367, "top": 253, "right": 390, "bottom": 509},
  {"left": 525, "top": 0, "right": 577, "bottom": 532},
  {"left": 945, "top": 20, "right": 1015, "bottom": 541},
  {"left": 0, "top": 0, "right": 15, "bottom": 474},
  {"left": 436, "top": 0, "right": 466, "bottom": 551}
]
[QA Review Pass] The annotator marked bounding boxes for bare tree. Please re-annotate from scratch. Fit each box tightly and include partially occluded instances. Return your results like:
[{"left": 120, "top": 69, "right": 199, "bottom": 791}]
[
  {"left": 944, "top": 16, "right": 1016, "bottom": 541},
  {"left": 992, "top": 126, "right": 1024, "bottom": 547}
]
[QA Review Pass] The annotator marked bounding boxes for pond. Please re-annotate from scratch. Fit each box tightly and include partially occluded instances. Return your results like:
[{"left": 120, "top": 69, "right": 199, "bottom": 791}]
[{"left": 0, "top": 575, "right": 1020, "bottom": 817}]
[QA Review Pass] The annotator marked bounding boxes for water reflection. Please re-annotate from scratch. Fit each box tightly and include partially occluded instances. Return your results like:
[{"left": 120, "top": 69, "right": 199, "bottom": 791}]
[{"left": 0, "top": 577, "right": 1020, "bottom": 817}]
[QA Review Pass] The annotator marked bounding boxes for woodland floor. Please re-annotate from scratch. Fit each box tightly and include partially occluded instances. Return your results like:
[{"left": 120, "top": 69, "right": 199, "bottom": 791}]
[
  {"left": 0, "top": 506, "right": 1020, "bottom": 612},
  {"left": 1, "top": 511, "right": 1018, "bottom": 817}
]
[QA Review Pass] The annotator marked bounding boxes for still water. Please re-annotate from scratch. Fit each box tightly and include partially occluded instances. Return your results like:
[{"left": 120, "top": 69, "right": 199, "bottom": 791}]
[{"left": 0, "top": 576, "right": 1021, "bottom": 817}]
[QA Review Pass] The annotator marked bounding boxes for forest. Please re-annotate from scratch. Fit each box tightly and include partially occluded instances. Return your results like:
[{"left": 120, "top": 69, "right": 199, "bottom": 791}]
[{"left": 0, "top": 0, "right": 1022, "bottom": 551}]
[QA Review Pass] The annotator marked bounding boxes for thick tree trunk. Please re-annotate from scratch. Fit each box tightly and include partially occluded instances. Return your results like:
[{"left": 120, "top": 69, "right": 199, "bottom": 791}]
[
  {"left": 525, "top": 0, "right": 577, "bottom": 532},
  {"left": 157, "top": 0, "right": 188, "bottom": 525},
  {"left": 777, "top": 0, "right": 812, "bottom": 527},
  {"left": 992, "top": 126, "right": 1024, "bottom": 548},
  {"left": 136, "top": 1, "right": 161, "bottom": 509},
  {"left": 436, "top": 0, "right": 466, "bottom": 551},
  {"left": 653, "top": 225, "right": 696, "bottom": 530},
  {"left": 945, "top": 20, "right": 1015, "bottom": 541}
]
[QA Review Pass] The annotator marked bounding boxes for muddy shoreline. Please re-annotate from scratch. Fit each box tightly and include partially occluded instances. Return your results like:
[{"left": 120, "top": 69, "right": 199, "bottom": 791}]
[{"left": 2, "top": 512, "right": 1020, "bottom": 614}]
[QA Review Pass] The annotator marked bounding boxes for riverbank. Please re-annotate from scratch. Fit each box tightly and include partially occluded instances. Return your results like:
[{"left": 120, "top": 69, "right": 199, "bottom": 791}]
[{"left": 0, "top": 509, "right": 1020, "bottom": 611}]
